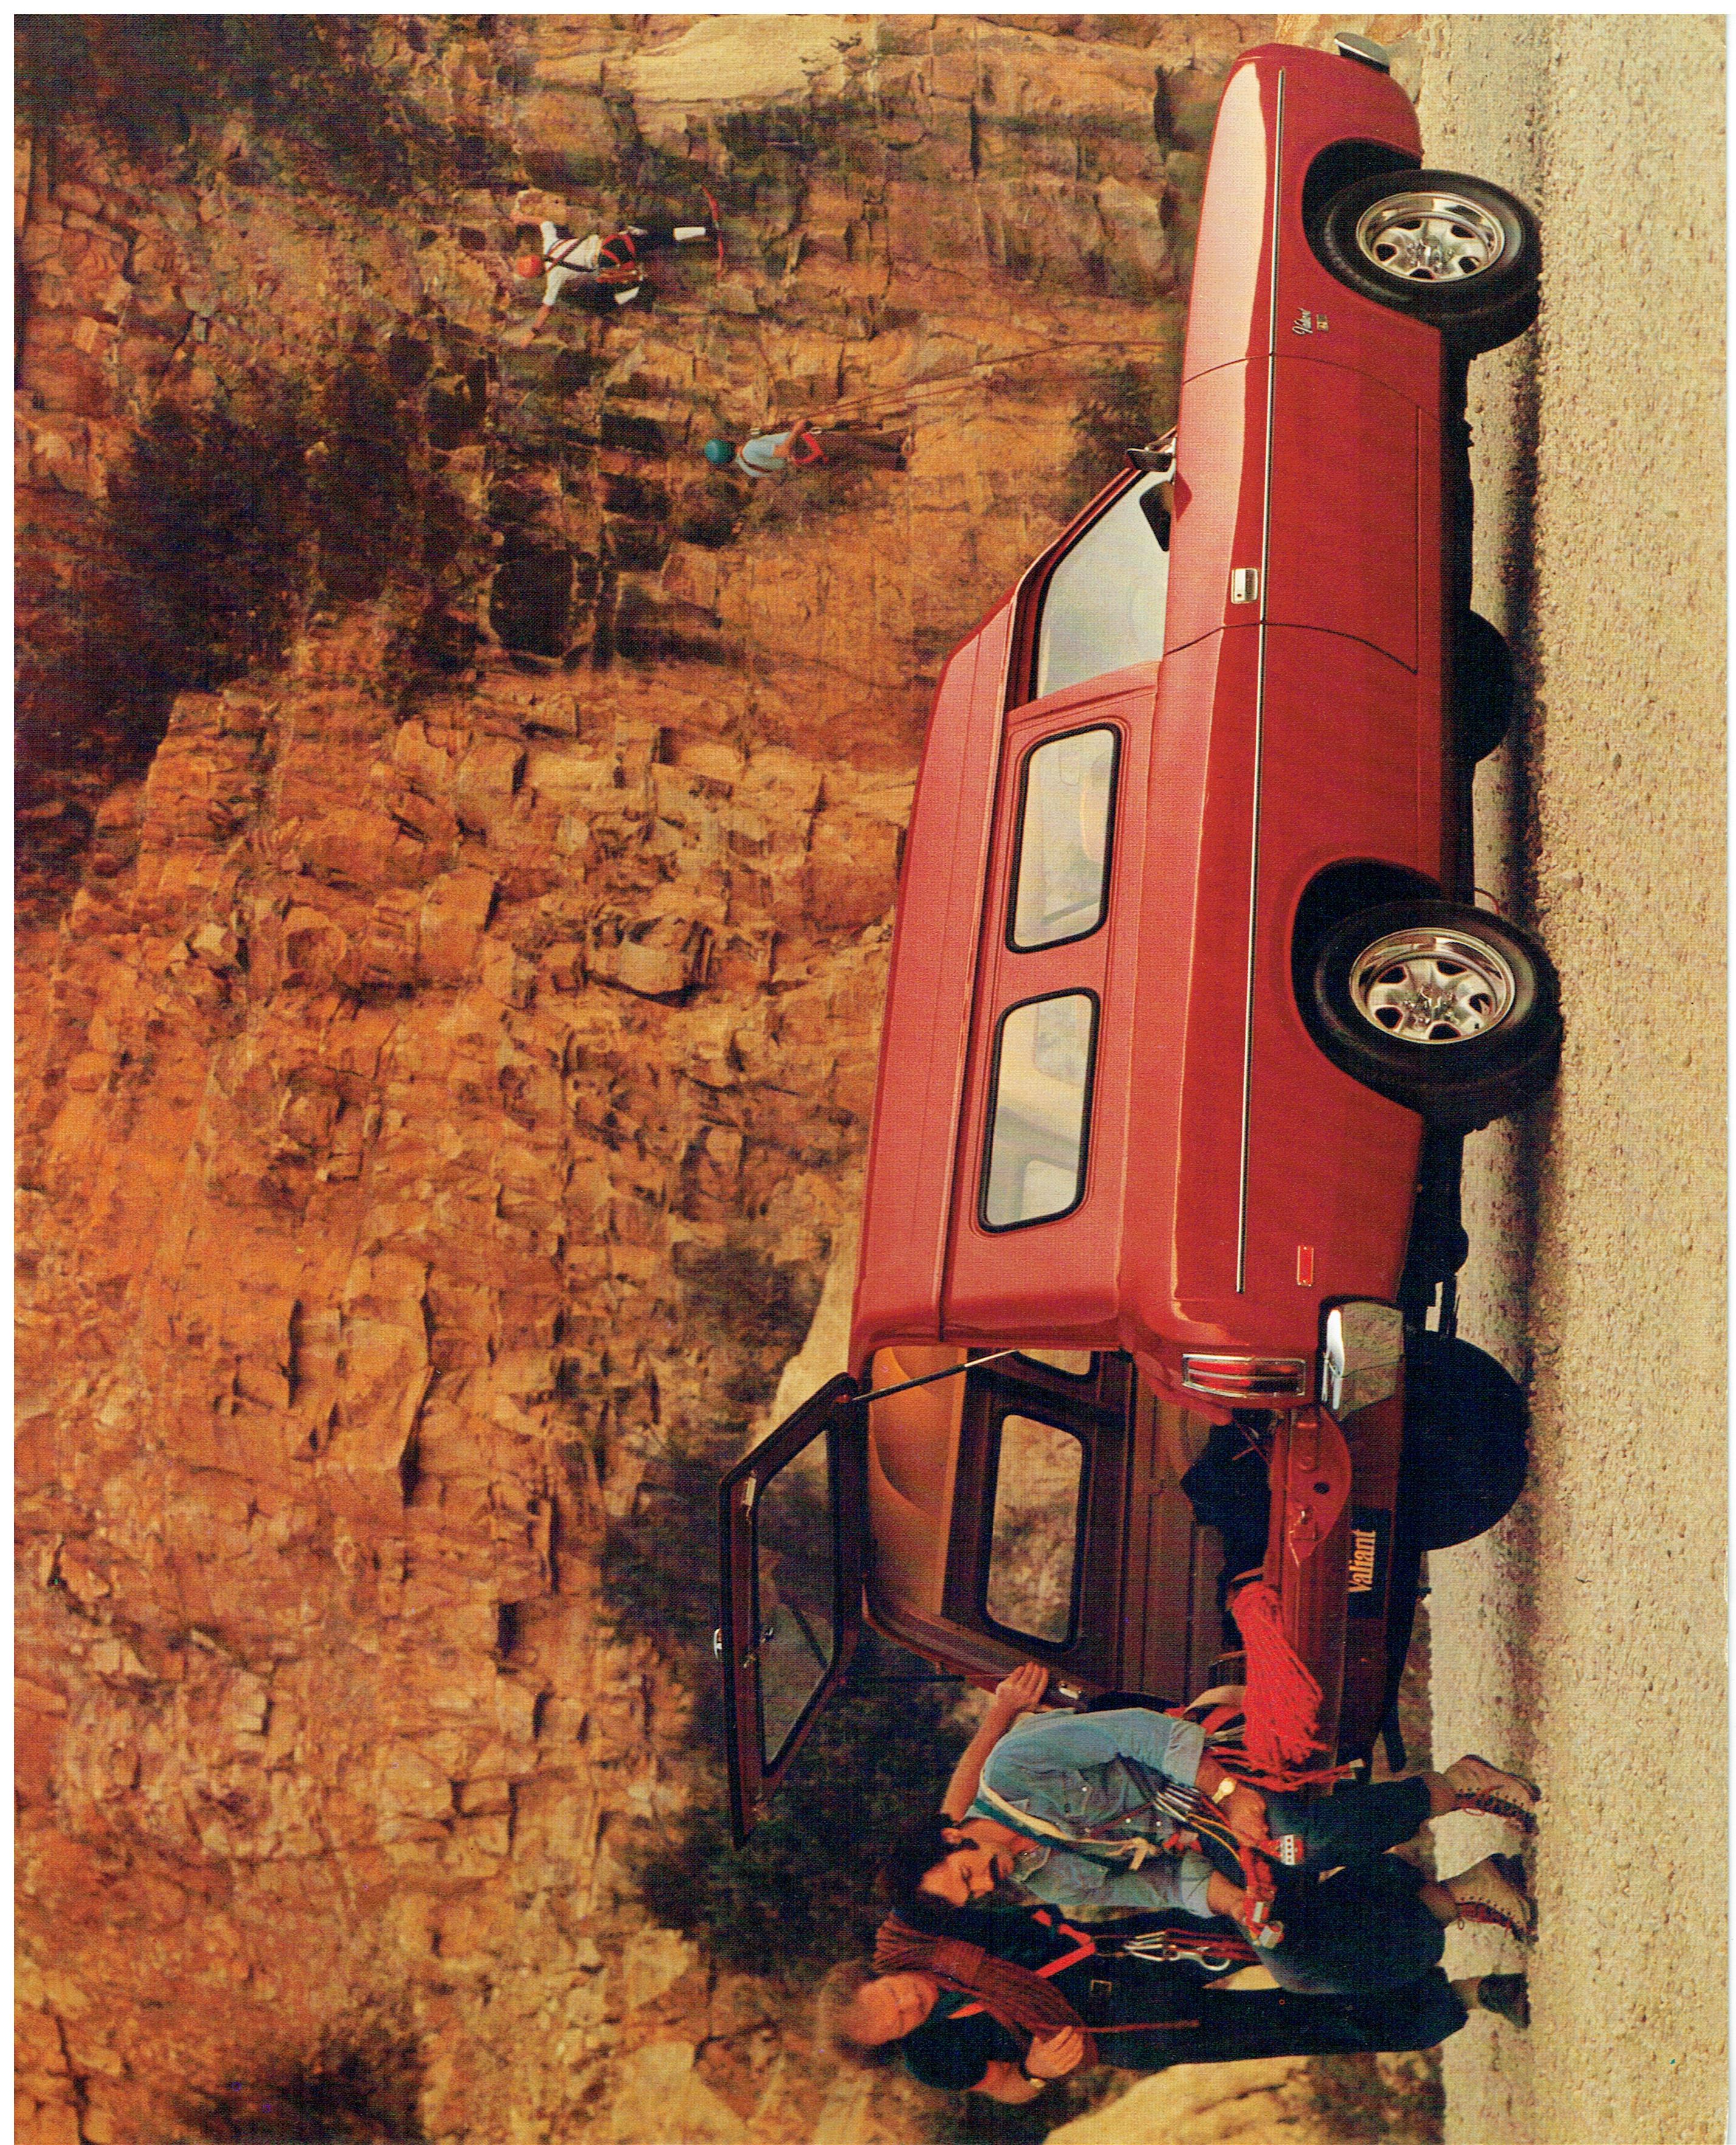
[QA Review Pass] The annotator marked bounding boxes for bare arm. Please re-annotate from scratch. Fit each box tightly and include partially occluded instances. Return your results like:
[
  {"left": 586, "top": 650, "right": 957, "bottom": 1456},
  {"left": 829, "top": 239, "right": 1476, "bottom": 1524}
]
[
  {"left": 973, "top": 2028, "right": 1085, "bottom": 2102},
  {"left": 973, "top": 2060, "right": 1045, "bottom": 2105},
  {"left": 941, "top": 1662, "right": 1050, "bottom": 1820},
  {"left": 1194, "top": 1754, "right": 1270, "bottom": 1846},
  {"left": 1205, "top": 1867, "right": 1283, "bottom": 1944}
]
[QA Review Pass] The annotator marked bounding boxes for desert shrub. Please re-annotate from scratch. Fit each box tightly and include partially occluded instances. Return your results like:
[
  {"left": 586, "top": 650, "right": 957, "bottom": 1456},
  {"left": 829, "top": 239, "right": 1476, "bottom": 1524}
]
[
  {"left": 1306, "top": 2050, "right": 1445, "bottom": 2143},
  {"left": 602, "top": 1387, "right": 970, "bottom": 1977},
  {"left": 97, "top": 354, "right": 420, "bottom": 752},
  {"left": 309, "top": 361, "right": 416, "bottom": 601},
  {"left": 920, "top": 2065, "right": 1128, "bottom": 2141},
  {"left": 633, "top": 1634, "right": 967, "bottom": 1977},
  {"left": 1062, "top": 360, "right": 1176, "bottom": 516},
  {"left": 16, "top": 18, "right": 514, "bottom": 197},
  {"left": 182, "top": 2024, "right": 423, "bottom": 2143},
  {"left": 100, "top": 384, "right": 315, "bottom": 747},
  {"left": 598, "top": 1426, "right": 732, "bottom": 1657}
]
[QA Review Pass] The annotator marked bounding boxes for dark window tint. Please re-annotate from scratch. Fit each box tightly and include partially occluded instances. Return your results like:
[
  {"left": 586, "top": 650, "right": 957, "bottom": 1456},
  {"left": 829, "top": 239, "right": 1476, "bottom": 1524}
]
[
  {"left": 985, "top": 1413, "right": 1085, "bottom": 1643},
  {"left": 982, "top": 993, "right": 1097, "bottom": 1228},
  {"left": 1033, "top": 472, "right": 1171, "bottom": 700},
  {"left": 1010, "top": 727, "right": 1118, "bottom": 950},
  {"left": 754, "top": 1435, "right": 836, "bottom": 1766}
]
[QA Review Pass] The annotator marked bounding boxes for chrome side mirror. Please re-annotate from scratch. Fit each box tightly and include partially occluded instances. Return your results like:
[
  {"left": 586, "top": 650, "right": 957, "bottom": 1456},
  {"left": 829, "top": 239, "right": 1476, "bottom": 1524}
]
[
  {"left": 1125, "top": 433, "right": 1177, "bottom": 480},
  {"left": 1321, "top": 1302, "right": 1404, "bottom": 1416}
]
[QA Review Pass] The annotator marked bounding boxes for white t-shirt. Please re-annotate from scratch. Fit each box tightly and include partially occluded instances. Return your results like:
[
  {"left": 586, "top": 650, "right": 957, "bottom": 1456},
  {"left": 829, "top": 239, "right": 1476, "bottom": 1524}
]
[
  {"left": 736, "top": 430, "right": 793, "bottom": 475},
  {"left": 540, "top": 222, "right": 604, "bottom": 305}
]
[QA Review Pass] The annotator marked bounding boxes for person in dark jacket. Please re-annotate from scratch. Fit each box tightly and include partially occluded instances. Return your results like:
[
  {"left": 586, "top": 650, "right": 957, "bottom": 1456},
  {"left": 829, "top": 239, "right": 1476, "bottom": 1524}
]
[{"left": 820, "top": 1897, "right": 1526, "bottom": 2106}]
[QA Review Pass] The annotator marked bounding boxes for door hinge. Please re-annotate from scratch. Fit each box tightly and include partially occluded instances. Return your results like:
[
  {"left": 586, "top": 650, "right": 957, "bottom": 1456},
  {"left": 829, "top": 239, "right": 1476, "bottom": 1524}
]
[{"left": 1231, "top": 567, "right": 1259, "bottom": 604}]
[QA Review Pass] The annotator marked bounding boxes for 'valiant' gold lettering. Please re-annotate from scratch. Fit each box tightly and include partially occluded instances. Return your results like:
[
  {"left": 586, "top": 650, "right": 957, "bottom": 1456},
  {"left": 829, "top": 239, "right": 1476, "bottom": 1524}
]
[{"left": 1348, "top": 1529, "right": 1379, "bottom": 1592}]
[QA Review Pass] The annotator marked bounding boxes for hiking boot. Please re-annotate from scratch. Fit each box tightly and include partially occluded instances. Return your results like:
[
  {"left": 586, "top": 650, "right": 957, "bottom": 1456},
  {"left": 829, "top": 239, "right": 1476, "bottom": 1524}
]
[
  {"left": 1446, "top": 1853, "right": 1535, "bottom": 1942},
  {"left": 1477, "top": 1973, "right": 1531, "bottom": 2027},
  {"left": 1444, "top": 1753, "right": 1540, "bottom": 1835}
]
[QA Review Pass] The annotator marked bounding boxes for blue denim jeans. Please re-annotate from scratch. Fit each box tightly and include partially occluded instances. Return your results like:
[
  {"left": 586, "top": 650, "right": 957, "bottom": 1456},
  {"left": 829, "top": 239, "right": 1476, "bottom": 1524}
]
[
  {"left": 1264, "top": 1853, "right": 1447, "bottom": 1994},
  {"left": 1265, "top": 1774, "right": 1433, "bottom": 1870}
]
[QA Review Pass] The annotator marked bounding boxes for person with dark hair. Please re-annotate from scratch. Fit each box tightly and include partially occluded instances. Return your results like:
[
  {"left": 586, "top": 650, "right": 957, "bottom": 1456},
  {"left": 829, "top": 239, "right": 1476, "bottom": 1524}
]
[
  {"left": 508, "top": 209, "right": 719, "bottom": 340},
  {"left": 926, "top": 1696, "right": 1538, "bottom": 1944},
  {"left": 823, "top": 1895, "right": 1527, "bottom": 2104},
  {"left": 881, "top": 1670, "right": 1538, "bottom": 2002}
]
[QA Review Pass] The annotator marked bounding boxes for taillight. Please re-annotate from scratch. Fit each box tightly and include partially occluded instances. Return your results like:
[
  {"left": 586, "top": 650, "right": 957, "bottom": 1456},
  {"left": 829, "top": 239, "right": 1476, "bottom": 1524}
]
[{"left": 1180, "top": 1353, "right": 1309, "bottom": 1401}]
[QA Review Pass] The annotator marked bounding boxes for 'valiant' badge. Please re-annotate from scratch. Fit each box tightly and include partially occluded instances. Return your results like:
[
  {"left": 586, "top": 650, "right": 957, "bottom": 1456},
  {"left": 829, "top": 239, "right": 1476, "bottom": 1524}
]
[{"left": 1346, "top": 1507, "right": 1390, "bottom": 1618}]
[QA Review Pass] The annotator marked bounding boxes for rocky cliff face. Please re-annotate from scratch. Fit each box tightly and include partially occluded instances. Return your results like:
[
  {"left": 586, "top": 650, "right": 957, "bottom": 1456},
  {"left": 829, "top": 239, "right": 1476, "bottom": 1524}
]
[{"left": 16, "top": 18, "right": 1276, "bottom": 2143}]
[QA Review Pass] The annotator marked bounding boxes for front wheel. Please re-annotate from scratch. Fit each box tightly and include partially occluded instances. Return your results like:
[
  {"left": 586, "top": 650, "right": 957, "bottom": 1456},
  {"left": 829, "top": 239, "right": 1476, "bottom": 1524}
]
[
  {"left": 1308, "top": 899, "right": 1562, "bottom": 1131},
  {"left": 1315, "top": 169, "right": 1541, "bottom": 354}
]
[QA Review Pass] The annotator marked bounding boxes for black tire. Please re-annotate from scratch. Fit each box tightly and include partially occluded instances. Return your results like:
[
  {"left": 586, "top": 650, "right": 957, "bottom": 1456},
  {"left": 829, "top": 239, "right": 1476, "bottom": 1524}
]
[
  {"left": 1402, "top": 1332, "right": 1528, "bottom": 1550},
  {"left": 1315, "top": 168, "right": 1540, "bottom": 355},
  {"left": 1308, "top": 899, "right": 1561, "bottom": 1131},
  {"left": 1455, "top": 611, "right": 1515, "bottom": 764}
]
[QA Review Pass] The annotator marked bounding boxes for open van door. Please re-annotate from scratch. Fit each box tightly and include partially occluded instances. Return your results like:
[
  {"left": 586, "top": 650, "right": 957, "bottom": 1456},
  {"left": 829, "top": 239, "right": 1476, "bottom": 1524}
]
[{"left": 717, "top": 1373, "right": 865, "bottom": 1846}]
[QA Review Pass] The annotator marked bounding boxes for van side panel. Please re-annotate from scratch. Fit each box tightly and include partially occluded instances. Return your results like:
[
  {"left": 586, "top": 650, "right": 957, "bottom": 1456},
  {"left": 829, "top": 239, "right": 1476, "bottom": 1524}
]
[
  {"left": 1180, "top": 63, "right": 1277, "bottom": 381},
  {"left": 1146, "top": 629, "right": 1260, "bottom": 1321},
  {"left": 1266, "top": 362, "right": 1419, "bottom": 668},
  {"left": 939, "top": 668, "right": 1161, "bottom": 1344},
  {"left": 1237, "top": 628, "right": 1431, "bottom": 1313},
  {"left": 1165, "top": 361, "right": 1268, "bottom": 656},
  {"left": 1185, "top": 46, "right": 1425, "bottom": 390},
  {"left": 1121, "top": 627, "right": 1434, "bottom": 1363},
  {"left": 852, "top": 604, "right": 1016, "bottom": 1360}
]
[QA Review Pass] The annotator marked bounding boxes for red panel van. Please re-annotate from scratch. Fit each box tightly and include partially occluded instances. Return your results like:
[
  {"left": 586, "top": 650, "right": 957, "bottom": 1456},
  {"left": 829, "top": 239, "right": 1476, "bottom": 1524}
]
[{"left": 719, "top": 37, "right": 1558, "bottom": 1843}]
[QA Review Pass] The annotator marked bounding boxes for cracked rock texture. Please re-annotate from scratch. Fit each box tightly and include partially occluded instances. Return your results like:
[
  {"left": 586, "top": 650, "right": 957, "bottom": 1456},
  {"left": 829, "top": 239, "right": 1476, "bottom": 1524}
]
[{"left": 13, "top": 16, "right": 1300, "bottom": 2145}]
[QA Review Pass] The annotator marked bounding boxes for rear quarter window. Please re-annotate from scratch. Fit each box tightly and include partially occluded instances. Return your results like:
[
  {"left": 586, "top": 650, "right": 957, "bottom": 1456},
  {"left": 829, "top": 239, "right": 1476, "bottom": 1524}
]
[
  {"left": 1008, "top": 727, "right": 1120, "bottom": 950},
  {"left": 980, "top": 992, "right": 1098, "bottom": 1229}
]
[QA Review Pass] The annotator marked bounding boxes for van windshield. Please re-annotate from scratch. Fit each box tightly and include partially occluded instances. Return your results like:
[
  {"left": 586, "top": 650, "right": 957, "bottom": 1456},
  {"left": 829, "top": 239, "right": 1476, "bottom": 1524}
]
[{"left": 1032, "top": 473, "right": 1171, "bottom": 701}]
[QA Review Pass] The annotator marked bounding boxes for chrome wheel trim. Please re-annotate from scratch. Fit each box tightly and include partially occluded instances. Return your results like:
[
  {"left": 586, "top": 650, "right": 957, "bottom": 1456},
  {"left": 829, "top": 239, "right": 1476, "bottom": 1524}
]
[
  {"left": 1348, "top": 927, "right": 1518, "bottom": 1046},
  {"left": 1354, "top": 192, "right": 1507, "bottom": 284}
]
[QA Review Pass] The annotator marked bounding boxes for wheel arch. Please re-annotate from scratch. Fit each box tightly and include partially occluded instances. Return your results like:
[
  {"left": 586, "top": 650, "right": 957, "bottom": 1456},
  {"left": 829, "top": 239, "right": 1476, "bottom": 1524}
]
[
  {"left": 1301, "top": 139, "right": 1422, "bottom": 252},
  {"left": 1290, "top": 860, "right": 1442, "bottom": 1029}
]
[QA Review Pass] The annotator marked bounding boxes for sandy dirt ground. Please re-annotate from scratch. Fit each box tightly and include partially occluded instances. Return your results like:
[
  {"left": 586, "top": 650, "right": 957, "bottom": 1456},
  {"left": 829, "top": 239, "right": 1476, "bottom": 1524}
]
[{"left": 1403, "top": 16, "right": 1726, "bottom": 2144}]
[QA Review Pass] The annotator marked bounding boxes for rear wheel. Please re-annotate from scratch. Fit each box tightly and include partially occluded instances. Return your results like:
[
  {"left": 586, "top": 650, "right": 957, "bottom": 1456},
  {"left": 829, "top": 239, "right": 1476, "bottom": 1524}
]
[
  {"left": 1403, "top": 1332, "right": 1528, "bottom": 1550},
  {"left": 1316, "top": 169, "right": 1541, "bottom": 355},
  {"left": 1456, "top": 611, "right": 1515, "bottom": 764},
  {"left": 1309, "top": 899, "right": 1562, "bottom": 1131}
]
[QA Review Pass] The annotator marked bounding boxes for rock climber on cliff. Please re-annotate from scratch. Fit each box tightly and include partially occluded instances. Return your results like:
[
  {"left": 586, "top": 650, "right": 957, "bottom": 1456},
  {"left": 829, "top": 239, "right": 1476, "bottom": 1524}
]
[
  {"left": 508, "top": 204, "right": 721, "bottom": 341},
  {"left": 702, "top": 421, "right": 908, "bottom": 476}
]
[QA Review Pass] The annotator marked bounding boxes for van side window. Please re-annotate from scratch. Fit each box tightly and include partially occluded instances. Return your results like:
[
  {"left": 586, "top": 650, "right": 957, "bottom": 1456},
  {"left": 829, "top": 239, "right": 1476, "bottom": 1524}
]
[
  {"left": 985, "top": 1412, "right": 1086, "bottom": 1644},
  {"left": 981, "top": 993, "right": 1097, "bottom": 1228},
  {"left": 1032, "top": 472, "right": 1171, "bottom": 702},
  {"left": 1009, "top": 727, "right": 1119, "bottom": 950}
]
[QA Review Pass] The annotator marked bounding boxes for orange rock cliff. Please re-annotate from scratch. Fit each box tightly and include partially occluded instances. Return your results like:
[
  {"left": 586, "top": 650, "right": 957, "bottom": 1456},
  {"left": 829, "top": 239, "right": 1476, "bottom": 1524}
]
[{"left": 16, "top": 18, "right": 1269, "bottom": 2142}]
